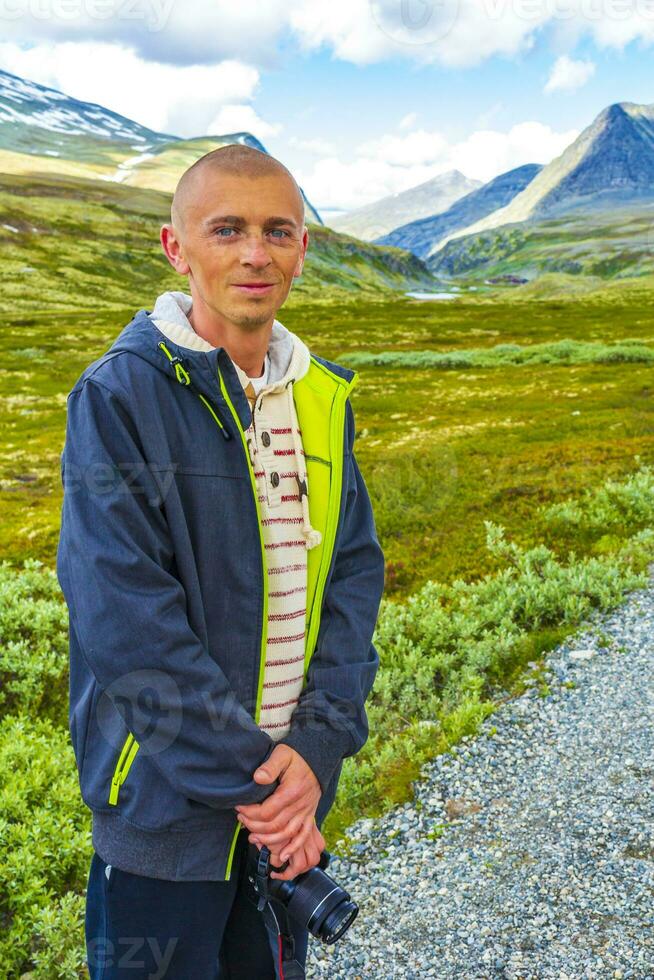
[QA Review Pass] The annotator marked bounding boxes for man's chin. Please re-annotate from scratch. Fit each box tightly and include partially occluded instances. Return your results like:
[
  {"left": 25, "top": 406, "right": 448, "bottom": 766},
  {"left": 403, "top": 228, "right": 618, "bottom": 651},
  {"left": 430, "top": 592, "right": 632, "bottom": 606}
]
[{"left": 228, "top": 306, "right": 277, "bottom": 330}]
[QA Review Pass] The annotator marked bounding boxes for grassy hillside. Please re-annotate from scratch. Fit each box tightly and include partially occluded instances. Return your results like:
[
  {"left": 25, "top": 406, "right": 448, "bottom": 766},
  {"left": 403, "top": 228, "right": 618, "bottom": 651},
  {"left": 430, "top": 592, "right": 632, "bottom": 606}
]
[
  {"left": 0, "top": 147, "right": 119, "bottom": 182},
  {"left": 116, "top": 136, "right": 250, "bottom": 192},
  {"left": 428, "top": 205, "right": 654, "bottom": 281},
  {"left": 0, "top": 170, "right": 435, "bottom": 320}
]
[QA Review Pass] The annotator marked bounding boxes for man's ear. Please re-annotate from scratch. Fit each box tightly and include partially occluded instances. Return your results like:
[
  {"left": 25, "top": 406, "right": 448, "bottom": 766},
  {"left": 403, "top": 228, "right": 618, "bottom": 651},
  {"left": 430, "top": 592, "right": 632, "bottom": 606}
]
[
  {"left": 293, "top": 226, "right": 309, "bottom": 279},
  {"left": 160, "top": 224, "right": 191, "bottom": 276}
]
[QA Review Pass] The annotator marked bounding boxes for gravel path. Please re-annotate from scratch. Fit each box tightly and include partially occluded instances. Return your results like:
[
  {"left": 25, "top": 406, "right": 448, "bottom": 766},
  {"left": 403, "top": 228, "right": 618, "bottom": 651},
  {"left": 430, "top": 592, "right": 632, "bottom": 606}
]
[{"left": 306, "top": 574, "right": 654, "bottom": 979}]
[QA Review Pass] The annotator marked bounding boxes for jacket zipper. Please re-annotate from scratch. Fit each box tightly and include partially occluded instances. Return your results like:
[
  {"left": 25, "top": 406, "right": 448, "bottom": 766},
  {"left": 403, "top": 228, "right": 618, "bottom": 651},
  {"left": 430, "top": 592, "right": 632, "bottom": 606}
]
[
  {"left": 108, "top": 731, "right": 139, "bottom": 805},
  {"left": 215, "top": 362, "right": 269, "bottom": 880},
  {"left": 302, "top": 371, "right": 358, "bottom": 677}
]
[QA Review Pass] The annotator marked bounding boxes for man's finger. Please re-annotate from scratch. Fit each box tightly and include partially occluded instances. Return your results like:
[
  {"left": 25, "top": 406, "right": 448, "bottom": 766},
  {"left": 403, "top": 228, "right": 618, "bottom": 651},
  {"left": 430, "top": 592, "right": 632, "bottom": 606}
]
[
  {"left": 278, "top": 817, "right": 313, "bottom": 862},
  {"left": 272, "top": 829, "right": 322, "bottom": 881},
  {"left": 238, "top": 793, "right": 311, "bottom": 833},
  {"left": 271, "top": 843, "right": 309, "bottom": 881},
  {"left": 236, "top": 780, "right": 304, "bottom": 821},
  {"left": 246, "top": 812, "right": 305, "bottom": 845},
  {"left": 303, "top": 838, "right": 321, "bottom": 868}
]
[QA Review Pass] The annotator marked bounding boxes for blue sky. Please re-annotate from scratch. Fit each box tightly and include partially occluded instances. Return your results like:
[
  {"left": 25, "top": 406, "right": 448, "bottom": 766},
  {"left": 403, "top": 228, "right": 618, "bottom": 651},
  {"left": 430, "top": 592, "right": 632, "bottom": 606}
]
[{"left": 1, "top": 0, "right": 653, "bottom": 215}]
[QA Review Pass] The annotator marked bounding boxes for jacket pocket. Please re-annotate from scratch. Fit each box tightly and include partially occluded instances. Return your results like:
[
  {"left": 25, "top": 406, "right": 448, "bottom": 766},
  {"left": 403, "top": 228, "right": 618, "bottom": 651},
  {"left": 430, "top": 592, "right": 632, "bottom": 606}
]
[
  {"left": 79, "top": 693, "right": 218, "bottom": 830},
  {"left": 108, "top": 731, "right": 140, "bottom": 806}
]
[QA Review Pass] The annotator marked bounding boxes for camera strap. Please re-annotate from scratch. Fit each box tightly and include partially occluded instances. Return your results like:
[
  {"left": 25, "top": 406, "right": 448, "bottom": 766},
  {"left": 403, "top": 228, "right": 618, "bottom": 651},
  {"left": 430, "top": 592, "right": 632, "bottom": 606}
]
[{"left": 261, "top": 899, "right": 306, "bottom": 980}]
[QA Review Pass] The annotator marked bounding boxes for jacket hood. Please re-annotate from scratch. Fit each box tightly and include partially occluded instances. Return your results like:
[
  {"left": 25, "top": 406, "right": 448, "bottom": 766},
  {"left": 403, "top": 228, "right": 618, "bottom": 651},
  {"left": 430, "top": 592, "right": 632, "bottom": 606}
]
[
  {"left": 149, "top": 290, "right": 310, "bottom": 395},
  {"left": 101, "top": 293, "right": 315, "bottom": 434}
]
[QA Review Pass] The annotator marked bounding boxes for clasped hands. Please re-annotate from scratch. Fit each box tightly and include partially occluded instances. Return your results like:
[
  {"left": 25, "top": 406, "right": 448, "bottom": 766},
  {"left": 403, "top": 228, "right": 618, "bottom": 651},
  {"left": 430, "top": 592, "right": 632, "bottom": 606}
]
[{"left": 236, "top": 744, "right": 325, "bottom": 881}]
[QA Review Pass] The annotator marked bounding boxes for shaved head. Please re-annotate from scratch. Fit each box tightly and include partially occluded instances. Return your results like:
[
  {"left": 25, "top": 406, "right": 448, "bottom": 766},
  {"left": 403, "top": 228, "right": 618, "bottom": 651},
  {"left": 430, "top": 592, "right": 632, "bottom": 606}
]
[{"left": 170, "top": 144, "right": 305, "bottom": 235}]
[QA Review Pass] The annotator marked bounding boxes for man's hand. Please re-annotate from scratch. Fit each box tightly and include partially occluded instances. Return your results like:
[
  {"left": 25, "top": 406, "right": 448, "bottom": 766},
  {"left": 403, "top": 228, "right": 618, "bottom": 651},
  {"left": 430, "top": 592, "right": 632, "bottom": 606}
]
[
  {"left": 264, "top": 821, "right": 326, "bottom": 882},
  {"left": 236, "top": 744, "right": 322, "bottom": 865}
]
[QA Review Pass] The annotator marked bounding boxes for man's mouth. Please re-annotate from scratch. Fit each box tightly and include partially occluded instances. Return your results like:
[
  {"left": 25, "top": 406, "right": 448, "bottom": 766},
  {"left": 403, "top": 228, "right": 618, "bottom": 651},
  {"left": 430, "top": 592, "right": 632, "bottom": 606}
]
[{"left": 232, "top": 283, "right": 276, "bottom": 294}]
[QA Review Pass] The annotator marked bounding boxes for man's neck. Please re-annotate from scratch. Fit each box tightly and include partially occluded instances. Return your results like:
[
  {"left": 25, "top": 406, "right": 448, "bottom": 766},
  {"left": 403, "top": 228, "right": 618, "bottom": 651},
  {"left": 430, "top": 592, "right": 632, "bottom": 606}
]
[{"left": 187, "top": 294, "right": 272, "bottom": 378}]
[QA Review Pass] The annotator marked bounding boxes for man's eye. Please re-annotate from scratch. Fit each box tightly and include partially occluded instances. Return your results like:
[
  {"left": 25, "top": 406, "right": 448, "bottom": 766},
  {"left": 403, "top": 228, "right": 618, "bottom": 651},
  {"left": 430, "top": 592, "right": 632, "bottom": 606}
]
[{"left": 215, "top": 227, "right": 289, "bottom": 238}]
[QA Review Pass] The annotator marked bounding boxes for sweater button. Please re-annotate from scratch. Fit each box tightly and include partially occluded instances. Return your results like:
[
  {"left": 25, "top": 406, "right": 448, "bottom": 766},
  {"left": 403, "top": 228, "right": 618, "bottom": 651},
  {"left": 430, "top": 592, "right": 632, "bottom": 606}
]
[
  {"left": 270, "top": 471, "right": 280, "bottom": 488},
  {"left": 261, "top": 431, "right": 271, "bottom": 447}
]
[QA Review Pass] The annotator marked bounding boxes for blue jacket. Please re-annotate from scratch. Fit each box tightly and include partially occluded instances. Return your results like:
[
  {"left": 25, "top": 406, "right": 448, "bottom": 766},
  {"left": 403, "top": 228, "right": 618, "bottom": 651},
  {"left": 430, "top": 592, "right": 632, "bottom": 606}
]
[{"left": 56, "top": 308, "right": 385, "bottom": 881}]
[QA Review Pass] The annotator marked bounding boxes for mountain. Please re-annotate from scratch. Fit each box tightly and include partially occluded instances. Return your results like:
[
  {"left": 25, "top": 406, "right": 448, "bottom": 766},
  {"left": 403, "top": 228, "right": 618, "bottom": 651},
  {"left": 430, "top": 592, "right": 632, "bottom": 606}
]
[
  {"left": 0, "top": 69, "right": 322, "bottom": 224},
  {"left": 436, "top": 101, "right": 654, "bottom": 253},
  {"left": 329, "top": 169, "right": 481, "bottom": 240},
  {"left": 0, "top": 69, "right": 173, "bottom": 163},
  {"left": 375, "top": 164, "right": 542, "bottom": 260},
  {"left": 427, "top": 205, "right": 654, "bottom": 281}
]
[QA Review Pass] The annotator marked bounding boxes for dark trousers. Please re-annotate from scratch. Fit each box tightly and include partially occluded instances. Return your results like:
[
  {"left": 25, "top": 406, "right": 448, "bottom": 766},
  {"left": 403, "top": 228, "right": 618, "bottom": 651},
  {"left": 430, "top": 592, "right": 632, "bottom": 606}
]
[{"left": 85, "top": 828, "right": 309, "bottom": 979}]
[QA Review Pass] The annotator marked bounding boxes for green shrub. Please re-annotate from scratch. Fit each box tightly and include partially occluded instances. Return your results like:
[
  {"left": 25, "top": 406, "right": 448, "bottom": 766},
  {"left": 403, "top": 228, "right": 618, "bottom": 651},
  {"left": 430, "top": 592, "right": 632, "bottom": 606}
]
[
  {"left": 541, "top": 455, "right": 654, "bottom": 537},
  {"left": 341, "top": 337, "right": 654, "bottom": 369},
  {"left": 0, "top": 714, "right": 91, "bottom": 978},
  {"left": 0, "top": 558, "right": 69, "bottom": 728}
]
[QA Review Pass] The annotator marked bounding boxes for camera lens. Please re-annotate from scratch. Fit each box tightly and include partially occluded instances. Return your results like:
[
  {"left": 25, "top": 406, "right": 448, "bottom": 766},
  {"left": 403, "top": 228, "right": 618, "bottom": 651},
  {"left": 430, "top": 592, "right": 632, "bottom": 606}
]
[
  {"left": 277, "top": 869, "right": 358, "bottom": 944},
  {"left": 320, "top": 899, "right": 358, "bottom": 944}
]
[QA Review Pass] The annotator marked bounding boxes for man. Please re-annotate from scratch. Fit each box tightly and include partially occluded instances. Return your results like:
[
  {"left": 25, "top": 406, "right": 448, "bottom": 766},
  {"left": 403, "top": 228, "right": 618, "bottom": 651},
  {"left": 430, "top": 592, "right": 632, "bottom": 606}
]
[{"left": 56, "top": 144, "right": 385, "bottom": 978}]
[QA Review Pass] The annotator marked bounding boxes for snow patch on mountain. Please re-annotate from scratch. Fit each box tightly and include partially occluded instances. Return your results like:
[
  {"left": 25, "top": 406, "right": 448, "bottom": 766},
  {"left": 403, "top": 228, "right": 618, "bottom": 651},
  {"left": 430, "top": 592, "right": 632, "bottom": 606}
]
[{"left": 0, "top": 68, "right": 170, "bottom": 147}]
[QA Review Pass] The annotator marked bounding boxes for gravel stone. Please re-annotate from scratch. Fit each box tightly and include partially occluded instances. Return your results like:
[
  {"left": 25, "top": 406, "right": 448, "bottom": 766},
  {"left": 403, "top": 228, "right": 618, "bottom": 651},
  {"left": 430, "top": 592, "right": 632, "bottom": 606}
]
[{"left": 305, "top": 571, "right": 654, "bottom": 978}]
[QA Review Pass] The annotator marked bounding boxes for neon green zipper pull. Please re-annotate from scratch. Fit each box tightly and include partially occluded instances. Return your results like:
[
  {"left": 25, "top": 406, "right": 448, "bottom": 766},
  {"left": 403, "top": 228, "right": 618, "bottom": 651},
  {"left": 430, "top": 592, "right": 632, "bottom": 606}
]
[{"left": 108, "top": 733, "right": 139, "bottom": 805}]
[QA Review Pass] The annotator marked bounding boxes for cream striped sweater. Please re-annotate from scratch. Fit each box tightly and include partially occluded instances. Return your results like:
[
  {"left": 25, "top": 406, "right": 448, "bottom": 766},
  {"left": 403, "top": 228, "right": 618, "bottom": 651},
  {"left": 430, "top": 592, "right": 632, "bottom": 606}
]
[{"left": 150, "top": 291, "right": 319, "bottom": 740}]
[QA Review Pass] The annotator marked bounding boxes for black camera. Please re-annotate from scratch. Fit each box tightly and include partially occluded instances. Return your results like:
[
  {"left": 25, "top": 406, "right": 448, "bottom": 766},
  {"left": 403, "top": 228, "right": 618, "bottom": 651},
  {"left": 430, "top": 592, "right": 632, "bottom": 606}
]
[{"left": 247, "top": 842, "right": 358, "bottom": 945}]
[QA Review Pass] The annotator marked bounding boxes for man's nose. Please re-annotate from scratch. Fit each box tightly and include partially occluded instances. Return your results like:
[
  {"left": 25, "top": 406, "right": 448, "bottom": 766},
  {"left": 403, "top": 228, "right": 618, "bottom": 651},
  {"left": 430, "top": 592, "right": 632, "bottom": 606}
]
[{"left": 239, "top": 234, "right": 273, "bottom": 266}]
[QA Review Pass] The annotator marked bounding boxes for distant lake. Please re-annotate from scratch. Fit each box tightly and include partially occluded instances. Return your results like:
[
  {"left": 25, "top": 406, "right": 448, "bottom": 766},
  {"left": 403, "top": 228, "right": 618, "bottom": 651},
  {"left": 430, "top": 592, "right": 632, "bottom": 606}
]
[
  {"left": 405, "top": 286, "right": 479, "bottom": 300},
  {"left": 405, "top": 291, "right": 458, "bottom": 300}
]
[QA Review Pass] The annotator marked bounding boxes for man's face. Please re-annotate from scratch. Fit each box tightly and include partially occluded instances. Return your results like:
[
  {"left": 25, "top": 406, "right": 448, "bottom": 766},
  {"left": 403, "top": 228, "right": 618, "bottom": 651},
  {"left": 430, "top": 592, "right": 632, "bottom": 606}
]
[{"left": 165, "top": 171, "right": 308, "bottom": 330}]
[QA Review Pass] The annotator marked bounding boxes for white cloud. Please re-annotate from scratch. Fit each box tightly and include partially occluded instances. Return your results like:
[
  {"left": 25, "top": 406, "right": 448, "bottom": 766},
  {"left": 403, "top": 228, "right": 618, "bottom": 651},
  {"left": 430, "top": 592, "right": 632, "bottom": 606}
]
[
  {"left": 2, "top": 0, "right": 654, "bottom": 72},
  {"left": 290, "top": 0, "right": 544, "bottom": 68},
  {"left": 448, "top": 121, "right": 579, "bottom": 181},
  {"left": 296, "top": 155, "right": 415, "bottom": 212},
  {"left": 290, "top": 0, "right": 654, "bottom": 67},
  {"left": 358, "top": 129, "right": 449, "bottom": 166},
  {"left": 0, "top": 41, "right": 264, "bottom": 138},
  {"left": 297, "top": 120, "right": 579, "bottom": 210},
  {"left": 206, "top": 105, "right": 282, "bottom": 141},
  {"left": 0, "top": 0, "right": 298, "bottom": 68},
  {"left": 544, "top": 55, "right": 596, "bottom": 93}
]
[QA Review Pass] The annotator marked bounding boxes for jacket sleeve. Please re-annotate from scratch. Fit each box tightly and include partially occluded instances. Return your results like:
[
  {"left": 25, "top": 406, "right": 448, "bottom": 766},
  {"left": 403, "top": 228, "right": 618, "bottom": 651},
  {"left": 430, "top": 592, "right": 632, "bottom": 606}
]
[
  {"left": 56, "top": 376, "right": 279, "bottom": 810},
  {"left": 277, "top": 398, "right": 385, "bottom": 794}
]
